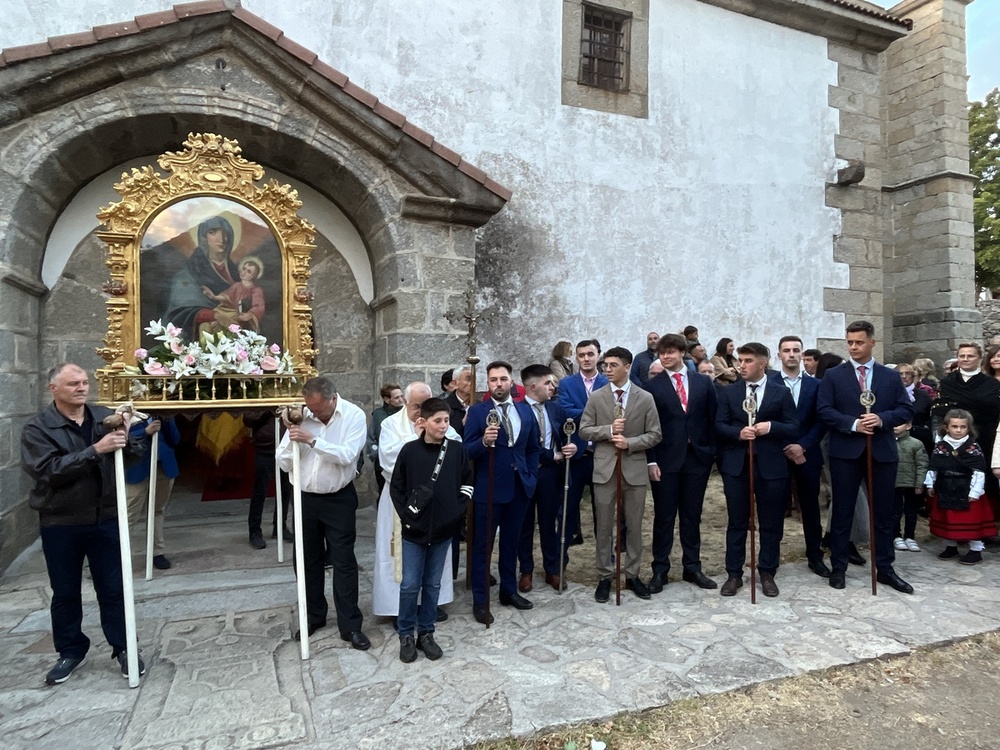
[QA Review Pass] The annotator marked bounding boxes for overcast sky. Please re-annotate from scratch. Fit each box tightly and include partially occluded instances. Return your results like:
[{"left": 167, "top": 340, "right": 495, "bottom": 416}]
[{"left": 869, "top": 0, "right": 998, "bottom": 101}]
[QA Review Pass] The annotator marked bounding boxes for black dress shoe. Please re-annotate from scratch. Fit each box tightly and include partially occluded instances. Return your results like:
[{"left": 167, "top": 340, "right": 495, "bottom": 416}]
[
  {"left": 648, "top": 571, "right": 667, "bottom": 594},
  {"left": 720, "top": 576, "right": 743, "bottom": 596},
  {"left": 153, "top": 554, "right": 172, "bottom": 570},
  {"left": 594, "top": 579, "right": 611, "bottom": 603},
  {"left": 472, "top": 603, "right": 494, "bottom": 625},
  {"left": 808, "top": 560, "right": 832, "bottom": 578},
  {"left": 682, "top": 570, "right": 718, "bottom": 589},
  {"left": 760, "top": 573, "right": 779, "bottom": 597},
  {"left": 489, "top": 574, "right": 498, "bottom": 587},
  {"left": 294, "top": 620, "right": 326, "bottom": 640},
  {"left": 341, "top": 631, "right": 371, "bottom": 650},
  {"left": 829, "top": 571, "right": 846, "bottom": 589},
  {"left": 435, "top": 606, "right": 448, "bottom": 622},
  {"left": 498, "top": 590, "right": 534, "bottom": 610},
  {"left": 625, "top": 577, "right": 651, "bottom": 599},
  {"left": 848, "top": 543, "right": 866, "bottom": 566},
  {"left": 876, "top": 569, "right": 914, "bottom": 594},
  {"left": 570, "top": 533, "right": 584, "bottom": 547},
  {"left": 249, "top": 532, "right": 266, "bottom": 550}
]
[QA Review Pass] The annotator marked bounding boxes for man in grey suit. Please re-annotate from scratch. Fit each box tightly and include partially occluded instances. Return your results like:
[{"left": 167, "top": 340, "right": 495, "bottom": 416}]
[{"left": 580, "top": 347, "right": 662, "bottom": 602}]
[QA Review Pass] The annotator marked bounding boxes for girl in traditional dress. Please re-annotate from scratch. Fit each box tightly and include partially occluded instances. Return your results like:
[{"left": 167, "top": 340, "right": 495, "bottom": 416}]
[{"left": 925, "top": 409, "right": 994, "bottom": 565}]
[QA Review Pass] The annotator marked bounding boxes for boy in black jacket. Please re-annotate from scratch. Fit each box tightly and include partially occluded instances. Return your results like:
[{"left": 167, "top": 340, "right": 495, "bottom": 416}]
[{"left": 390, "top": 398, "right": 473, "bottom": 662}]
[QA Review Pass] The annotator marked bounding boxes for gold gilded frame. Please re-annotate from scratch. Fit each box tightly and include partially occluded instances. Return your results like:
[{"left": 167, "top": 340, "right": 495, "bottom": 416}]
[{"left": 95, "top": 133, "right": 318, "bottom": 409}]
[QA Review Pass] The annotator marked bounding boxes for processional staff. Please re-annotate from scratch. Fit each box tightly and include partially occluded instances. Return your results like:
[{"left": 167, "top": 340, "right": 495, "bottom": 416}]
[
  {"left": 742, "top": 391, "right": 759, "bottom": 606},
  {"left": 860, "top": 388, "right": 878, "bottom": 596},
  {"left": 483, "top": 409, "right": 502, "bottom": 628},
  {"left": 557, "top": 418, "right": 576, "bottom": 595},
  {"left": 444, "top": 285, "right": 496, "bottom": 590},
  {"left": 613, "top": 401, "right": 626, "bottom": 607}
]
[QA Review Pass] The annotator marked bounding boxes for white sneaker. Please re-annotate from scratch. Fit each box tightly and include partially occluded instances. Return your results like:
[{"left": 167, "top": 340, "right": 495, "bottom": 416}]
[
  {"left": 904, "top": 538, "right": 920, "bottom": 552},
  {"left": 893, "top": 537, "right": 907, "bottom": 551}
]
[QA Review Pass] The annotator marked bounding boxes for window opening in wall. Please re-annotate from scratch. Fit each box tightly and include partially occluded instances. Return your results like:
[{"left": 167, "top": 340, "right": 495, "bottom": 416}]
[{"left": 579, "top": 4, "right": 631, "bottom": 92}]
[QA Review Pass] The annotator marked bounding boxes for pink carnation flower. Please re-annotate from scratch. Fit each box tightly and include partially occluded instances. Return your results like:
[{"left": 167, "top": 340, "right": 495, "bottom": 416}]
[
  {"left": 134, "top": 348, "right": 148, "bottom": 360},
  {"left": 237, "top": 349, "right": 249, "bottom": 360},
  {"left": 166, "top": 324, "right": 182, "bottom": 339},
  {"left": 184, "top": 354, "right": 196, "bottom": 366},
  {"left": 229, "top": 324, "right": 241, "bottom": 333},
  {"left": 170, "top": 340, "right": 184, "bottom": 354},
  {"left": 270, "top": 343, "right": 281, "bottom": 354},
  {"left": 260, "top": 355, "right": 280, "bottom": 372}
]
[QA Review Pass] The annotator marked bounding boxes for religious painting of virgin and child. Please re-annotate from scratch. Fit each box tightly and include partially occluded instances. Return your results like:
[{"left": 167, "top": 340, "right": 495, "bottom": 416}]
[{"left": 138, "top": 197, "right": 284, "bottom": 351}]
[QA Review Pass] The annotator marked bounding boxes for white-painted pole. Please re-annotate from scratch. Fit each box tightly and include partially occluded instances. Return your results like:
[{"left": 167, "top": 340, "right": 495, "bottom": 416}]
[
  {"left": 291, "top": 441, "right": 309, "bottom": 660},
  {"left": 145, "top": 432, "right": 158, "bottom": 581},
  {"left": 275, "top": 415, "right": 284, "bottom": 564},
  {"left": 114, "top": 446, "right": 140, "bottom": 688}
]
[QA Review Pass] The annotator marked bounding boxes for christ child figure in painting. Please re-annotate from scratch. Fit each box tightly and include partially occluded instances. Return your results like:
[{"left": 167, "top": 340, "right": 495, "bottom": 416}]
[{"left": 201, "top": 257, "right": 266, "bottom": 332}]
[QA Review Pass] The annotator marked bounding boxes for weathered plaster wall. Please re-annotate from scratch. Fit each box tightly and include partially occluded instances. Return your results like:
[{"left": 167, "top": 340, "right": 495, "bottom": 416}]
[{"left": 2, "top": 0, "right": 846, "bottom": 368}]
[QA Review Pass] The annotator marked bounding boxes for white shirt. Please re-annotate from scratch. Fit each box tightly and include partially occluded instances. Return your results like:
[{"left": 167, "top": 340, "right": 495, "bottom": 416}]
[
  {"left": 781, "top": 370, "right": 802, "bottom": 406},
  {"left": 960, "top": 369, "right": 979, "bottom": 382},
  {"left": 745, "top": 376, "right": 767, "bottom": 406},
  {"left": 277, "top": 397, "right": 367, "bottom": 494},
  {"left": 491, "top": 397, "right": 521, "bottom": 444},
  {"left": 378, "top": 407, "right": 462, "bottom": 481},
  {"left": 609, "top": 379, "right": 632, "bottom": 411},
  {"left": 525, "top": 397, "right": 550, "bottom": 450}
]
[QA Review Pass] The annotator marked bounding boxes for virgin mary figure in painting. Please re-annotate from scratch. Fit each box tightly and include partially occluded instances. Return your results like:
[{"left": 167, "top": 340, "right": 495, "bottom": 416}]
[{"left": 162, "top": 215, "right": 239, "bottom": 339}]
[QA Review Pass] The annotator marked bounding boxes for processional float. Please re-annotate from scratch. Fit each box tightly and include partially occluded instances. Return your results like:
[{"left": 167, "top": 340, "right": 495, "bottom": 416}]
[{"left": 95, "top": 133, "right": 319, "bottom": 682}]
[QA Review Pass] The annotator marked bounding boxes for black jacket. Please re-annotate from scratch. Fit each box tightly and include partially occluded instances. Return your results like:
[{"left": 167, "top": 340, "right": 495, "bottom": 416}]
[
  {"left": 21, "top": 403, "right": 144, "bottom": 527},
  {"left": 390, "top": 434, "right": 472, "bottom": 544}
]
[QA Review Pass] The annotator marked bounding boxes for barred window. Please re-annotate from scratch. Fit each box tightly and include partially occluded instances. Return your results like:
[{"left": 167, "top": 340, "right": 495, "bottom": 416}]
[{"left": 579, "top": 4, "right": 631, "bottom": 92}]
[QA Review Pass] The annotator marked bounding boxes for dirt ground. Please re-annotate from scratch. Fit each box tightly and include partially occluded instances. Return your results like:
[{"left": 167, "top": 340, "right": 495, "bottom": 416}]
[{"left": 472, "top": 629, "right": 1000, "bottom": 750}]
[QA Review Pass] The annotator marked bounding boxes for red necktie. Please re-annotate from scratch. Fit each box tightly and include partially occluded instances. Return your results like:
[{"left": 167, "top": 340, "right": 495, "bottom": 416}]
[
  {"left": 673, "top": 373, "right": 688, "bottom": 412},
  {"left": 615, "top": 388, "right": 624, "bottom": 406},
  {"left": 858, "top": 365, "right": 867, "bottom": 391}
]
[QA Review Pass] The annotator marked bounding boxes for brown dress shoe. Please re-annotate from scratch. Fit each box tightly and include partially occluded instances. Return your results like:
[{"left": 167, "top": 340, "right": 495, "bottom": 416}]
[
  {"left": 544, "top": 573, "right": 566, "bottom": 591},
  {"left": 518, "top": 573, "right": 533, "bottom": 593},
  {"left": 720, "top": 576, "right": 743, "bottom": 596},
  {"left": 760, "top": 573, "right": 779, "bottom": 597}
]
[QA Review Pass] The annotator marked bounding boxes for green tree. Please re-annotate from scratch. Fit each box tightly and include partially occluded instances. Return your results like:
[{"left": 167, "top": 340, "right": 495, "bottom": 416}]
[{"left": 971, "top": 88, "right": 1000, "bottom": 292}]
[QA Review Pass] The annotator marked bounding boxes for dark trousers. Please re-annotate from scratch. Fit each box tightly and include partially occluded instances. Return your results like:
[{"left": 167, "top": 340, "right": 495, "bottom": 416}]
[
  {"left": 894, "top": 487, "right": 921, "bottom": 540},
  {"left": 40, "top": 519, "right": 127, "bottom": 659},
  {"left": 248, "top": 452, "right": 291, "bottom": 535},
  {"left": 789, "top": 459, "right": 824, "bottom": 565},
  {"left": 299, "top": 485, "right": 362, "bottom": 635},
  {"left": 721, "top": 463, "right": 788, "bottom": 577},
  {"left": 564, "top": 452, "right": 595, "bottom": 544},
  {"left": 471, "top": 478, "right": 530, "bottom": 604},
  {"left": 650, "top": 457, "right": 712, "bottom": 577},
  {"left": 518, "top": 463, "right": 564, "bottom": 576},
  {"left": 829, "top": 454, "right": 897, "bottom": 573}
]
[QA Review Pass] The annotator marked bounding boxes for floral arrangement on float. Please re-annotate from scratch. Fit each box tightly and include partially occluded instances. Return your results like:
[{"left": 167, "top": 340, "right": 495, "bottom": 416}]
[{"left": 122, "top": 320, "right": 297, "bottom": 401}]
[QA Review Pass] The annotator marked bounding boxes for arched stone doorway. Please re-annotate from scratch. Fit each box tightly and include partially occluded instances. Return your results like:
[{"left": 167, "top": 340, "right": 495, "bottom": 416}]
[{"left": 0, "top": 6, "right": 508, "bottom": 567}]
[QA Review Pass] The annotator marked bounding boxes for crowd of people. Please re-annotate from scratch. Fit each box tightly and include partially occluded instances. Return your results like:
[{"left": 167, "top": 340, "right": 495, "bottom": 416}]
[{"left": 23, "top": 323, "right": 1000, "bottom": 682}]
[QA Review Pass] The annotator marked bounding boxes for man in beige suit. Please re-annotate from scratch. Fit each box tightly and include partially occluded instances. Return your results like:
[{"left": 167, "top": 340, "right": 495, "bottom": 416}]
[{"left": 580, "top": 346, "right": 662, "bottom": 602}]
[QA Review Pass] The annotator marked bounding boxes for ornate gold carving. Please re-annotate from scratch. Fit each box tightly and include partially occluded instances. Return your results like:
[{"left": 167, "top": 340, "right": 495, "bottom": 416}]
[{"left": 95, "top": 133, "right": 318, "bottom": 410}]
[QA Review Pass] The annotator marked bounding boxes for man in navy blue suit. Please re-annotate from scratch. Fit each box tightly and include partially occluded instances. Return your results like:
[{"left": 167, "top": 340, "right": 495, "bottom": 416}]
[
  {"left": 774, "top": 335, "right": 830, "bottom": 578},
  {"left": 645, "top": 333, "right": 718, "bottom": 592},
  {"left": 465, "top": 361, "right": 541, "bottom": 624},
  {"left": 516, "top": 364, "right": 577, "bottom": 592},
  {"left": 557, "top": 340, "right": 608, "bottom": 552},
  {"left": 816, "top": 321, "right": 914, "bottom": 593},
  {"left": 716, "top": 342, "right": 799, "bottom": 597}
]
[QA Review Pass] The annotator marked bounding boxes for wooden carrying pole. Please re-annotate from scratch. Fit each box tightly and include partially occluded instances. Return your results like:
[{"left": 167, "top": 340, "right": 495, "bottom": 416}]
[
  {"left": 106, "top": 412, "right": 141, "bottom": 688},
  {"left": 613, "top": 403, "right": 625, "bottom": 607}
]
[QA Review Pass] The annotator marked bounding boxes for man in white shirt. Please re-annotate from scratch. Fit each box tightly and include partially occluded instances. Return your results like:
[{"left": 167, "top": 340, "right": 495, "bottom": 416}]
[{"left": 278, "top": 376, "right": 370, "bottom": 649}]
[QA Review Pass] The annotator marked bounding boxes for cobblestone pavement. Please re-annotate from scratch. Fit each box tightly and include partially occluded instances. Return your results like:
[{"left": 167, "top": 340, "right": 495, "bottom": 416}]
[{"left": 2, "top": 493, "right": 998, "bottom": 750}]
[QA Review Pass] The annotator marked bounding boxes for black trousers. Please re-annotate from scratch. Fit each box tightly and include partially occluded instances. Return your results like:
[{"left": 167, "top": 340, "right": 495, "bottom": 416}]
[
  {"left": 829, "top": 454, "right": 898, "bottom": 573},
  {"left": 299, "top": 485, "right": 362, "bottom": 635},
  {"left": 789, "top": 459, "right": 824, "bottom": 565},
  {"left": 248, "top": 451, "right": 291, "bottom": 534},
  {"left": 722, "top": 462, "right": 788, "bottom": 577},
  {"left": 650, "top": 458, "right": 712, "bottom": 577},
  {"left": 40, "top": 519, "right": 127, "bottom": 659},
  {"left": 894, "top": 487, "right": 920, "bottom": 539},
  {"left": 518, "top": 463, "right": 565, "bottom": 576}
]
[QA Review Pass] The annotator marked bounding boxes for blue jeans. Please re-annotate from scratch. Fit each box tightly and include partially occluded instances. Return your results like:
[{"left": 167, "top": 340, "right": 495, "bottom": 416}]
[
  {"left": 397, "top": 538, "right": 450, "bottom": 637},
  {"left": 40, "top": 519, "right": 127, "bottom": 658}
]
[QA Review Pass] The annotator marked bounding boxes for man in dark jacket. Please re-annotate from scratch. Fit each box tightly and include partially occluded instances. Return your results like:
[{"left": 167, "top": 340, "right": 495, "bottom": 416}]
[{"left": 21, "top": 363, "right": 146, "bottom": 685}]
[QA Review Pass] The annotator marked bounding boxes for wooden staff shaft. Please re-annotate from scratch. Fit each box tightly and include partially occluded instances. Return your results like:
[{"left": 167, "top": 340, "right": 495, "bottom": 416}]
[
  {"left": 485, "top": 446, "right": 495, "bottom": 628},
  {"left": 866, "top": 433, "right": 877, "bottom": 596},
  {"left": 747, "top": 438, "right": 757, "bottom": 606},
  {"left": 615, "top": 449, "right": 624, "bottom": 606}
]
